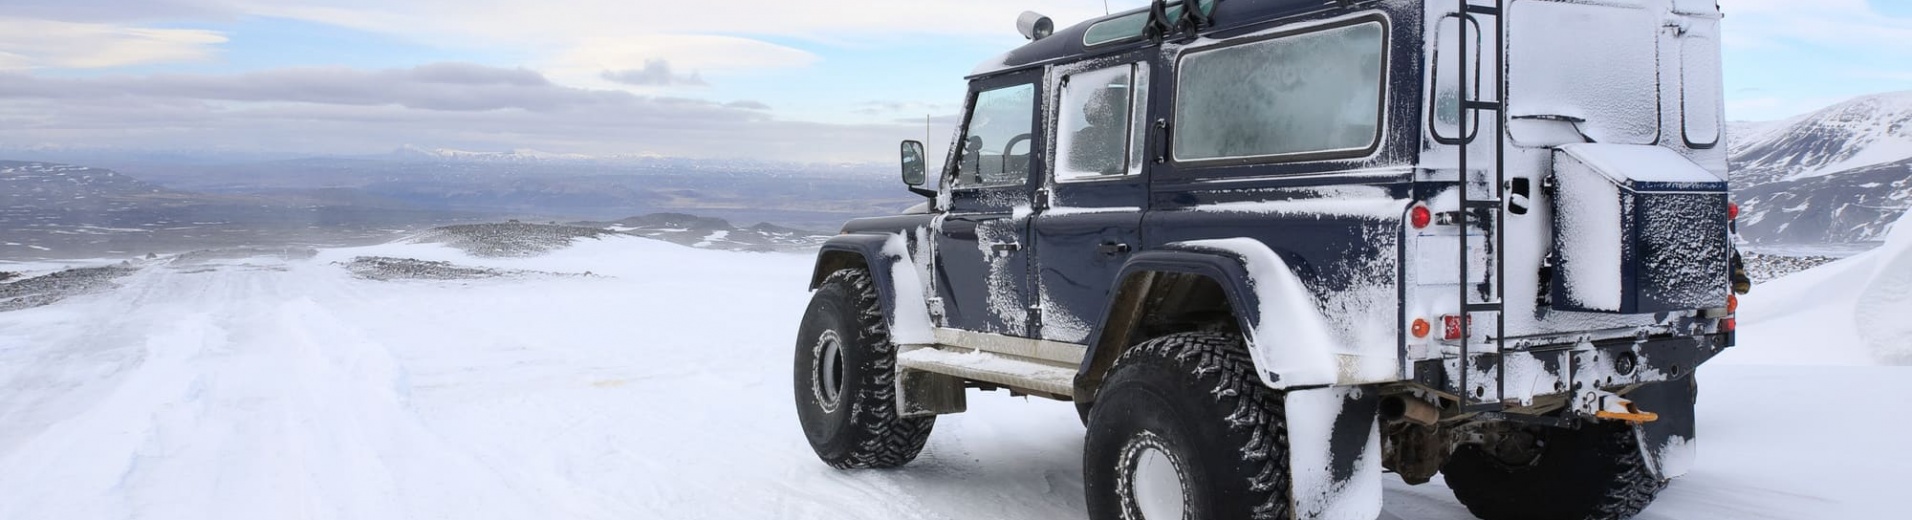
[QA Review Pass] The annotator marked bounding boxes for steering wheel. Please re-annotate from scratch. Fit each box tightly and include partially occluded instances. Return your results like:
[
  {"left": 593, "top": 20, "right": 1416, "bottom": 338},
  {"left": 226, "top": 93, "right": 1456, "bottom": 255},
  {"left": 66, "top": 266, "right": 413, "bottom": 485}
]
[{"left": 1002, "top": 133, "right": 1033, "bottom": 175}]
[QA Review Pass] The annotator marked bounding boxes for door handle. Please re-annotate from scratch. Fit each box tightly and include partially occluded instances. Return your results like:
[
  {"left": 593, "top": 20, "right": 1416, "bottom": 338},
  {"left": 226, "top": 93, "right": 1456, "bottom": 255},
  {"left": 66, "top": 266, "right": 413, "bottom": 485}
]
[
  {"left": 1098, "top": 242, "right": 1132, "bottom": 256},
  {"left": 989, "top": 242, "right": 1021, "bottom": 254}
]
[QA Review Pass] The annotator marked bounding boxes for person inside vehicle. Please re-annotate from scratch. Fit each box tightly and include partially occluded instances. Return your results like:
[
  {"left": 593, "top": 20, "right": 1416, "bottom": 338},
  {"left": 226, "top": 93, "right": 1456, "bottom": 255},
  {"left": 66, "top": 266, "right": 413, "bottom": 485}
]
[{"left": 1069, "top": 84, "right": 1130, "bottom": 176}]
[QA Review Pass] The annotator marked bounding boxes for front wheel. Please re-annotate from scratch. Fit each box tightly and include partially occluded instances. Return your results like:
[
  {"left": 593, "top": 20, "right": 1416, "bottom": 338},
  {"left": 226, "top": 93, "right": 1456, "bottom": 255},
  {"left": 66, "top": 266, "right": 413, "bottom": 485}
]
[
  {"left": 792, "top": 268, "right": 934, "bottom": 469},
  {"left": 1083, "top": 332, "right": 1292, "bottom": 520}
]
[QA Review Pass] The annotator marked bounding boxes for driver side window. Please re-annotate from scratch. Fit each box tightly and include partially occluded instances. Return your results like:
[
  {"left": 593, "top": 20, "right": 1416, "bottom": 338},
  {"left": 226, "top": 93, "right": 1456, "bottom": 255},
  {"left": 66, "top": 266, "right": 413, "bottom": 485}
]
[{"left": 953, "top": 83, "right": 1036, "bottom": 189}]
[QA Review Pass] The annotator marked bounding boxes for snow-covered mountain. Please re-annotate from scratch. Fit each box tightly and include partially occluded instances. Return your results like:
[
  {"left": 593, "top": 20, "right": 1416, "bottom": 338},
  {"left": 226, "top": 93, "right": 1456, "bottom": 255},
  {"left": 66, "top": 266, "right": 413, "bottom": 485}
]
[
  {"left": 0, "top": 161, "right": 481, "bottom": 259},
  {"left": 390, "top": 145, "right": 596, "bottom": 163},
  {"left": 1729, "top": 91, "right": 1912, "bottom": 244},
  {"left": 0, "top": 161, "right": 170, "bottom": 210}
]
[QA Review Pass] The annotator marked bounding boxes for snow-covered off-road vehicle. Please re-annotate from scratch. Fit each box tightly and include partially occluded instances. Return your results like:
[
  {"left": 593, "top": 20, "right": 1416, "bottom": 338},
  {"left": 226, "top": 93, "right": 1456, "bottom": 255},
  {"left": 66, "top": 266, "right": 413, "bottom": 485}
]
[{"left": 794, "top": 1, "right": 1742, "bottom": 518}]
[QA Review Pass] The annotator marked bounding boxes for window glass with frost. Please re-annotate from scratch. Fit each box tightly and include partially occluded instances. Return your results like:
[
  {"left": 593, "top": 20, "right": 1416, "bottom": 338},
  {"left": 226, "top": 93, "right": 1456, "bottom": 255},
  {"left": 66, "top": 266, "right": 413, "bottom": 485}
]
[
  {"left": 1430, "top": 15, "right": 1480, "bottom": 142},
  {"left": 1680, "top": 22, "right": 1722, "bottom": 147},
  {"left": 1055, "top": 64, "right": 1149, "bottom": 182},
  {"left": 1173, "top": 22, "right": 1386, "bottom": 162},
  {"left": 954, "top": 83, "right": 1037, "bottom": 189}
]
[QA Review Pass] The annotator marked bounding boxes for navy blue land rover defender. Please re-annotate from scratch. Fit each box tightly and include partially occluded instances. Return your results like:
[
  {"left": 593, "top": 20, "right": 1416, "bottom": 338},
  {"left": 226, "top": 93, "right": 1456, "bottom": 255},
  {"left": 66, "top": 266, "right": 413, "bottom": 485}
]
[{"left": 794, "top": 1, "right": 1741, "bottom": 519}]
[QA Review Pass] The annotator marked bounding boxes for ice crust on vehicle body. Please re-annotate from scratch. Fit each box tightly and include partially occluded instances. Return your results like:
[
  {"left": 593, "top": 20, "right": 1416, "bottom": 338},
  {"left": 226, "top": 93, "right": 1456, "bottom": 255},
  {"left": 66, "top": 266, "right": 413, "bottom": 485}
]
[{"left": 1550, "top": 144, "right": 1731, "bottom": 314}]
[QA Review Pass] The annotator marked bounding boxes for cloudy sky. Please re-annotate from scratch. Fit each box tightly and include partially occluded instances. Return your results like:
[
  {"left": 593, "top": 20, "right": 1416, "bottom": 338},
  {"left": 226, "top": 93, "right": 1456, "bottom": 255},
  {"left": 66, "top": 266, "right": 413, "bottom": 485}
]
[{"left": 0, "top": 0, "right": 1906, "bottom": 163}]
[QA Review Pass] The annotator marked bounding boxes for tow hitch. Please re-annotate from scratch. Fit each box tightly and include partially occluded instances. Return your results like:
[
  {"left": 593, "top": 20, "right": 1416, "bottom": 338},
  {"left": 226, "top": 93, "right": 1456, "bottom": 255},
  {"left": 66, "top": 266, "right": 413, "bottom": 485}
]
[{"left": 1575, "top": 389, "right": 1660, "bottom": 424}]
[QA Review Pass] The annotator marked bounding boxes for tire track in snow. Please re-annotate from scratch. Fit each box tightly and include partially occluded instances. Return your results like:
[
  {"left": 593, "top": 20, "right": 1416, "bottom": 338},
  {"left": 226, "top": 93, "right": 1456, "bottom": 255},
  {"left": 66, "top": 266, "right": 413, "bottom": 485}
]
[
  {"left": 5, "top": 239, "right": 1899, "bottom": 519},
  {"left": 0, "top": 262, "right": 566, "bottom": 520},
  {"left": 0, "top": 270, "right": 228, "bottom": 519}
]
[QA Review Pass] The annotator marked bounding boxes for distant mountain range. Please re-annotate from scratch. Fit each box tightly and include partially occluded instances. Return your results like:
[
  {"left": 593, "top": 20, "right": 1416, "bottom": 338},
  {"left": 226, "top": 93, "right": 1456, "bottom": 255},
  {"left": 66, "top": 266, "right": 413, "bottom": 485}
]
[
  {"left": 0, "top": 160, "right": 483, "bottom": 259},
  {"left": 1729, "top": 91, "right": 1912, "bottom": 244},
  {"left": 388, "top": 145, "right": 597, "bottom": 163},
  {"left": 0, "top": 148, "right": 916, "bottom": 224},
  {"left": 0, "top": 155, "right": 908, "bottom": 259},
  {"left": 583, "top": 213, "right": 831, "bottom": 252},
  {"left": 8, "top": 90, "right": 1905, "bottom": 257}
]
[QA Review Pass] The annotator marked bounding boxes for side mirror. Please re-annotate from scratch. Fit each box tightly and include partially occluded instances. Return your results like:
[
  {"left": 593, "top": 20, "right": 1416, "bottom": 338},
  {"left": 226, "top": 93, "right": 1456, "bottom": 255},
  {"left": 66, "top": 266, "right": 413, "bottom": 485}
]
[{"left": 900, "top": 140, "right": 928, "bottom": 187}]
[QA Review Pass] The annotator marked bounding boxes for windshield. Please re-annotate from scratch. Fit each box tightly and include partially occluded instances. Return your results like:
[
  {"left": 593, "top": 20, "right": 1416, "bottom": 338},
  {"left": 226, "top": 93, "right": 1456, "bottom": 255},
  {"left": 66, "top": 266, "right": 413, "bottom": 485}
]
[{"left": 954, "top": 83, "right": 1037, "bottom": 188}]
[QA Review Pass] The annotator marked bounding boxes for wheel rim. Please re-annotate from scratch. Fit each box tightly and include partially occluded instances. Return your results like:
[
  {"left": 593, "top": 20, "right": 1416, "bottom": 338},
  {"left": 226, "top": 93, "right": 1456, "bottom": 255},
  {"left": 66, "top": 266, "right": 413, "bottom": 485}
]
[
  {"left": 812, "top": 330, "right": 845, "bottom": 412},
  {"left": 1119, "top": 432, "right": 1188, "bottom": 520}
]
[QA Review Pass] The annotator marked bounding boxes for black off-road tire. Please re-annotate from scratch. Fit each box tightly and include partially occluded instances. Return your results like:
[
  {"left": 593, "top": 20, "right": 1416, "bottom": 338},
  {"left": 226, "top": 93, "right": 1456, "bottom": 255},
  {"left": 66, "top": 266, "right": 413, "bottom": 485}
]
[
  {"left": 1442, "top": 421, "right": 1668, "bottom": 520},
  {"left": 1083, "top": 331, "right": 1292, "bottom": 520},
  {"left": 793, "top": 268, "right": 934, "bottom": 469}
]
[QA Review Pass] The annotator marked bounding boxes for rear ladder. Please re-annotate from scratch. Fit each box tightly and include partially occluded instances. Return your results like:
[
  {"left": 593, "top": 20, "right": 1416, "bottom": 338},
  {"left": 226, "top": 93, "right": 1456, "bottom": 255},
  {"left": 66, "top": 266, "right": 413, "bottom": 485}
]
[{"left": 1455, "top": 0, "right": 1508, "bottom": 412}]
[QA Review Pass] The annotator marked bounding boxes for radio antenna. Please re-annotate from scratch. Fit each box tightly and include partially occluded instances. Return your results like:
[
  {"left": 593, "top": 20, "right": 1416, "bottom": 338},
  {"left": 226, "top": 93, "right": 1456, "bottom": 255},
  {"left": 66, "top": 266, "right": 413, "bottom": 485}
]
[{"left": 1104, "top": 0, "right": 1111, "bottom": 15}]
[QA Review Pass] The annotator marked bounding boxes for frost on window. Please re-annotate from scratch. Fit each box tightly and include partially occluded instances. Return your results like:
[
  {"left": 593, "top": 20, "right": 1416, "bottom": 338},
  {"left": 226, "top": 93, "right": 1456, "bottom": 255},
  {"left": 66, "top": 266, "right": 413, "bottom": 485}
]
[
  {"left": 955, "top": 83, "right": 1036, "bottom": 189},
  {"left": 1128, "top": 66, "right": 1151, "bottom": 174},
  {"left": 1680, "top": 22, "right": 1722, "bottom": 147},
  {"left": 1173, "top": 22, "right": 1385, "bottom": 162},
  {"left": 1506, "top": 1, "right": 1659, "bottom": 145},
  {"left": 1430, "top": 15, "right": 1481, "bottom": 142},
  {"left": 1056, "top": 64, "right": 1148, "bottom": 182}
]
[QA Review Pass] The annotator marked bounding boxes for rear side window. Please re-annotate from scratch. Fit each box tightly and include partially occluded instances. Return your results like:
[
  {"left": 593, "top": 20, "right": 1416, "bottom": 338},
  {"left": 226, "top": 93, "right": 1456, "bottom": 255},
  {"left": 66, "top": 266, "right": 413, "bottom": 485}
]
[
  {"left": 954, "top": 83, "right": 1037, "bottom": 189},
  {"left": 1680, "top": 21, "right": 1722, "bottom": 148},
  {"left": 1055, "top": 63, "right": 1149, "bottom": 182},
  {"left": 1430, "top": 15, "right": 1481, "bottom": 143},
  {"left": 1173, "top": 21, "right": 1387, "bottom": 162}
]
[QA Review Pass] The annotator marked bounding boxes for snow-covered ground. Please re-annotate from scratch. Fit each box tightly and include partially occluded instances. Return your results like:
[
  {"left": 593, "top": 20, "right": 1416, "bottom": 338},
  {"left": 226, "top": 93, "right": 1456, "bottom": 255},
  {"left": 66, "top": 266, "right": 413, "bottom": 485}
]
[{"left": 0, "top": 233, "right": 1905, "bottom": 519}]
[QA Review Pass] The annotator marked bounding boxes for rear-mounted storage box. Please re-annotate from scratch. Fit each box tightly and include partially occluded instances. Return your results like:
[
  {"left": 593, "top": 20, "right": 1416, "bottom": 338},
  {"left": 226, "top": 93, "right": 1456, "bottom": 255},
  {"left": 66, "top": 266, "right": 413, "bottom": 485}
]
[{"left": 1550, "top": 144, "right": 1730, "bottom": 314}]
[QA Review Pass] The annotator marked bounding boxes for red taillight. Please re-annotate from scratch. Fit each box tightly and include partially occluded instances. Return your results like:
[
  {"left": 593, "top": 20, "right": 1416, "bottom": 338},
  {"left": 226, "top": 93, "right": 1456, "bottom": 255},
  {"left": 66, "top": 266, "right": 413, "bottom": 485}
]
[
  {"left": 1726, "top": 294, "right": 1738, "bottom": 314},
  {"left": 1411, "top": 318, "right": 1431, "bottom": 339},
  {"left": 1442, "top": 315, "right": 1467, "bottom": 341},
  {"left": 1411, "top": 205, "right": 1432, "bottom": 229},
  {"left": 1729, "top": 202, "right": 1740, "bottom": 220},
  {"left": 1723, "top": 318, "right": 1737, "bottom": 332}
]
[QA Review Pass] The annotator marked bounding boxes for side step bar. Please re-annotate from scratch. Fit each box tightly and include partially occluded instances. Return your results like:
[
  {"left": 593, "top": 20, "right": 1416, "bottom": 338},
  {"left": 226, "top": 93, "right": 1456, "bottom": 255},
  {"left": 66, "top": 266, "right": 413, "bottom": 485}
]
[
  {"left": 896, "top": 329, "right": 1087, "bottom": 404},
  {"left": 897, "top": 346, "right": 1078, "bottom": 399}
]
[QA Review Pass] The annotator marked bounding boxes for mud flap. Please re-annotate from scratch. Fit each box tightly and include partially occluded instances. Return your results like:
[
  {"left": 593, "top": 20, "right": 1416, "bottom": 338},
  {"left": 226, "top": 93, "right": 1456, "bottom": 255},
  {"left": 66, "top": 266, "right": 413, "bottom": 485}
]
[
  {"left": 1285, "top": 387, "right": 1383, "bottom": 520},
  {"left": 1625, "top": 376, "right": 1699, "bottom": 479}
]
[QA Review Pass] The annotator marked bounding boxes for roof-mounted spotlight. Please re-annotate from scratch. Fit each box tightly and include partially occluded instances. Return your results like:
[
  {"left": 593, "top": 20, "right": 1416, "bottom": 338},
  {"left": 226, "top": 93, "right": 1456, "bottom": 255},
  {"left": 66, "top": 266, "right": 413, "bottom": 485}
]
[{"left": 1017, "top": 11, "right": 1054, "bottom": 41}]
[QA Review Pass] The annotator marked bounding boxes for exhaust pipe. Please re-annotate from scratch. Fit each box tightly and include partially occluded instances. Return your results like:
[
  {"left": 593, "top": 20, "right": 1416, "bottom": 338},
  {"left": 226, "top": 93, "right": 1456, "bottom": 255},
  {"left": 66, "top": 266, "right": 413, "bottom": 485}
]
[{"left": 1380, "top": 394, "right": 1441, "bottom": 427}]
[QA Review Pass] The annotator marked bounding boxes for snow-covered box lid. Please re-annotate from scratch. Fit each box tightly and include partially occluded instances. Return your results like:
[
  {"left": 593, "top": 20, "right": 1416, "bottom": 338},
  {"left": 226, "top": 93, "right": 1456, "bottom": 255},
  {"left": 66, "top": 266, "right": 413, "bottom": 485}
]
[{"left": 1555, "top": 143, "right": 1726, "bottom": 192}]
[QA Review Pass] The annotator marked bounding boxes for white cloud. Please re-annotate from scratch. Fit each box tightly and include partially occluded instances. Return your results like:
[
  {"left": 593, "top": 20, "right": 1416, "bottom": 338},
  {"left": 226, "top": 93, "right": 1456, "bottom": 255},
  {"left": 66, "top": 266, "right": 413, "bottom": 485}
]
[
  {"left": 0, "top": 17, "right": 227, "bottom": 69},
  {"left": 1725, "top": 95, "right": 1846, "bottom": 121},
  {"left": 0, "top": 0, "right": 230, "bottom": 23},
  {"left": 217, "top": 0, "right": 1109, "bottom": 85},
  {"left": 0, "top": 64, "right": 913, "bottom": 162},
  {"left": 230, "top": 0, "right": 1110, "bottom": 44},
  {"left": 600, "top": 60, "right": 709, "bottom": 87},
  {"left": 1719, "top": 0, "right": 1912, "bottom": 53},
  {"left": 1721, "top": 0, "right": 1912, "bottom": 50},
  {"left": 548, "top": 34, "right": 818, "bottom": 89},
  {"left": 1717, "top": 0, "right": 1912, "bottom": 120}
]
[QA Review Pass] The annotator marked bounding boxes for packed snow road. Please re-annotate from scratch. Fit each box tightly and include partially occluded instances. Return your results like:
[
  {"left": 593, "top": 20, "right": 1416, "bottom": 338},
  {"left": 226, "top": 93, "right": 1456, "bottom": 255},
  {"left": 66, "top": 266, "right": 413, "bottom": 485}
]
[{"left": 0, "top": 235, "right": 1903, "bottom": 519}]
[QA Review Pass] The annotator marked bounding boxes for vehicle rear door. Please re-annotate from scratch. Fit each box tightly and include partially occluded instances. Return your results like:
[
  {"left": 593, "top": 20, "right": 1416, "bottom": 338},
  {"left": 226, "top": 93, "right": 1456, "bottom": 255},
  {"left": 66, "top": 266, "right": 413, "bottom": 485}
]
[{"left": 1030, "top": 52, "right": 1156, "bottom": 344}]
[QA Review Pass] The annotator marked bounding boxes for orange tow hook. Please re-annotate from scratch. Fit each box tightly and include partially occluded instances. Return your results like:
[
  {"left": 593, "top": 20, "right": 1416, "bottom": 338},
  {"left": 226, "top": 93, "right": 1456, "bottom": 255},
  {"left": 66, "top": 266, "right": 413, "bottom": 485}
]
[{"left": 1595, "top": 400, "right": 1661, "bottom": 424}]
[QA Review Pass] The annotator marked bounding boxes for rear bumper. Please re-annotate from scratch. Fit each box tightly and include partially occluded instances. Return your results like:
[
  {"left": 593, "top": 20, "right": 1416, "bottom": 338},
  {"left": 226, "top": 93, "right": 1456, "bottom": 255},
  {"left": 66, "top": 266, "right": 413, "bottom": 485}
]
[{"left": 1418, "top": 333, "right": 1730, "bottom": 406}]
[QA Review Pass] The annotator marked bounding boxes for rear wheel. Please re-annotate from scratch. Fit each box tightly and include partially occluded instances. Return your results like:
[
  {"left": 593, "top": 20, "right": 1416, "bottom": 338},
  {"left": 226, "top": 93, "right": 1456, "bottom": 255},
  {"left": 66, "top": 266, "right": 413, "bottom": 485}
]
[
  {"left": 792, "top": 268, "right": 934, "bottom": 469},
  {"left": 1083, "top": 332, "right": 1292, "bottom": 520},
  {"left": 1442, "top": 420, "right": 1668, "bottom": 520}
]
